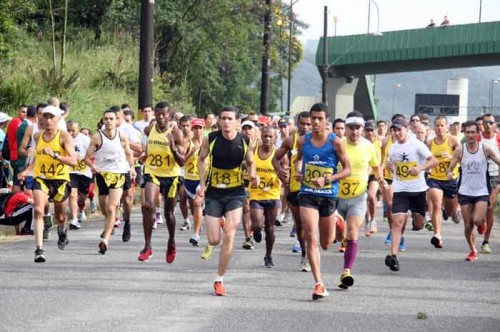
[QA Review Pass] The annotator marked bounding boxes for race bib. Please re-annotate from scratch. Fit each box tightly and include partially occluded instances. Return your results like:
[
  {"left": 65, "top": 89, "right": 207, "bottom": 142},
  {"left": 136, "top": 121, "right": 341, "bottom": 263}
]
[
  {"left": 303, "top": 164, "right": 333, "bottom": 189},
  {"left": 339, "top": 177, "right": 363, "bottom": 197},
  {"left": 395, "top": 161, "right": 419, "bottom": 181},
  {"left": 210, "top": 166, "right": 242, "bottom": 189}
]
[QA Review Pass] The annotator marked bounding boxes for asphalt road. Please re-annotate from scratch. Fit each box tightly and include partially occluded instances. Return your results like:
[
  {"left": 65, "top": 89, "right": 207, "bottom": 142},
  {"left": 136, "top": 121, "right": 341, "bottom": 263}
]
[{"left": 0, "top": 207, "right": 499, "bottom": 332}]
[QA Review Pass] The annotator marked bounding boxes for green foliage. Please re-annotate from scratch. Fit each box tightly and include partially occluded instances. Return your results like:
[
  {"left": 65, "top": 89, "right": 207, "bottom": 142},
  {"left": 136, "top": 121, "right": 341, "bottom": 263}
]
[{"left": 38, "top": 67, "right": 80, "bottom": 96}]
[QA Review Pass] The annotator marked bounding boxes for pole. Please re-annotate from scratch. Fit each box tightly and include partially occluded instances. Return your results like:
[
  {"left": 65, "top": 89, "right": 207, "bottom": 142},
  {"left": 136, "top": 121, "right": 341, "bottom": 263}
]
[
  {"left": 479, "top": 0, "right": 483, "bottom": 23},
  {"left": 260, "top": 0, "right": 272, "bottom": 115},
  {"left": 138, "top": 0, "right": 154, "bottom": 109},
  {"left": 286, "top": 1, "right": 293, "bottom": 116},
  {"left": 367, "top": 0, "right": 371, "bottom": 34},
  {"left": 321, "top": 6, "right": 328, "bottom": 105},
  {"left": 279, "top": 24, "right": 284, "bottom": 113}
]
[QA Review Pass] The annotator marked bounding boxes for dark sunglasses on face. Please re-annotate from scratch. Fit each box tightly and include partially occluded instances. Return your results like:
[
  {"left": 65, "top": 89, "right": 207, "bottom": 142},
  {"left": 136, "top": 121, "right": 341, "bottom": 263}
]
[{"left": 484, "top": 120, "right": 495, "bottom": 125}]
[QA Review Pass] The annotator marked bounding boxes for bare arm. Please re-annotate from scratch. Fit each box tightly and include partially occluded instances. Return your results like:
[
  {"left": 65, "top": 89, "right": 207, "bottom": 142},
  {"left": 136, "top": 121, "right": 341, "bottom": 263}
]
[
  {"left": 272, "top": 135, "right": 292, "bottom": 182},
  {"left": 196, "top": 136, "right": 210, "bottom": 197},
  {"left": 170, "top": 126, "right": 185, "bottom": 166},
  {"left": 447, "top": 144, "right": 463, "bottom": 179},
  {"left": 245, "top": 140, "right": 258, "bottom": 187},
  {"left": 59, "top": 131, "right": 77, "bottom": 167},
  {"left": 120, "top": 134, "right": 136, "bottom": 178},
  {"left": 293, "top": 136, "right": 304, "bottom": 183},
  {"left": 83, "top": 133, "right": 100, "bottom": 173},
  {"left": 18, "top": 125, "right": 33, "bottom": 158},
  {"left": 484, "top": 144, "right": 500, "bottom": 166},
  {"left": 330, "top": 137, "right": 351, "bottom": 182}
]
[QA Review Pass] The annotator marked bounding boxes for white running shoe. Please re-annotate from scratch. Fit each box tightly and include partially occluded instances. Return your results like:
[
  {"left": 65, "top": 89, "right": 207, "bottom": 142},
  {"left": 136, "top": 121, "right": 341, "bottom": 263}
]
[
  {"left": 69, "top": 219, "right": 81, "bottom": 230},
  {"left": 155, "top": 212, "right": 164, "bottom": 224},
  {"left": 180, "top": 220, "right": 191, "bottom": 231},
  {"left": 300, "top": 257, "right": 311, "bottom": 272},
  {"left": 78, "top": 211, "right": 87, "bottom": 222}
]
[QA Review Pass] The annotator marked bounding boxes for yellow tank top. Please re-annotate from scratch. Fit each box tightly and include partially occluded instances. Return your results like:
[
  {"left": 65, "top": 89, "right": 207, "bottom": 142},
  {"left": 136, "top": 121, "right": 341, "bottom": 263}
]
[
  {"left": 289, "top": 133, "right": 301, "bottom": 192},
  {"left": 429, "top": 136, "right": 458, "bottom": 180},
  {"left": 370, "top": 137, "right": 382, "bottom": 176},
  {"left": 383, "top": 137, "right": 393, "bottom": 180},
  {"left": 184, "top": 140, "right": 199, "bottom": 181},
  {"left": 249, "top": 146, "right": 281, "bottom": 201},
  {"left": 33, "top": 130, "right": 70, "bottom": 181},
  {"left": 145, "top": 125, "right": 180, "bottom": 177}
]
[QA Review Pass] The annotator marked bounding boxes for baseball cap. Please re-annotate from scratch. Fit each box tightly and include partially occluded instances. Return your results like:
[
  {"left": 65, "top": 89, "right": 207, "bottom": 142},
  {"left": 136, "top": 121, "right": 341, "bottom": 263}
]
[
  {"left": 390, "top": 118, "right": 409, "bottom": 129},
  {"left": 241, "top": 120, "right": 255, "bottom": 129},
  {"left": 42, "top": 105, "right": 63, "bottom": 117},
  {"left": 0, "top": 112, "right": 12, "bottom": 123},
  {"left": 364, "top": 120, "right": 375, "bottom": 130},
  {"left": 345, "top": 116, "right": 365, "bottom": 127},
  {"left": 191, "top": 118, "right": 205, "bottom": 127},
  {"left": 278, "top": 119, "right": 290, "bottom": 127}
]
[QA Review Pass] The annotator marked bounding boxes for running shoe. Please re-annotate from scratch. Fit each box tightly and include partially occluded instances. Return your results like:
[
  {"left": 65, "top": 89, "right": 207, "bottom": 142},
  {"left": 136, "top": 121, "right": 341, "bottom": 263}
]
[
  {"left": 338, "top": 271, "right": 354, "bottom": 289},
  {"left": 201, "top": 244, "right": 215, "bottom": 260},
  {"left": 283, "top": 211, "right": 292, "bottom": 224},
  {"left": 451, "top": 210, "right": 463, "bottom": 224},
  {"left": 264, "top": 256, "right": 274, "bottom": 268},
  {"left": 69, "top": 219, "right": 81, "bottom": 230},
  {"left": 213, "top": 281, "right": 226, "bottom": 296},
  {"left": 338, "top": 239, "right": 347, "bottom": 253},
  {"left": 43, "top": 215, "right": 53, "bottom": 240},
  {"left": 289, "top": 226, "right": 297, "bottom": 238},
  {"left": 399, "top": 237, "right": 406, "bottom": 252},
  {"left": 465, "top": 251, "right": 478, "bottom": 261},
  {"left": 384, "top": 231, "right": 392, "bottom": 246},
  {"left": 100, "top": 228, "right": 115, "bottom": 238},
  {"left": 430, "top": 236, "right": 443, "bottom": 249},
  {"left": 78, "top": 211, "right": 87, "bottom": 222},
  {"left": 242, "top": 238, "right": 255, "bottom": 250},
  {"left": 180, "top": 220, "right": 191, "bottom": 231},
  {"left": 300, "top": 257, "right": 311, "bottom": 272},
  {"left": 292, "top": 240, "right": 302, "bottom": 253},
  {"left": 370, "top": 220, "right": 378, "bottom": 234},
  {"left": 385, "top": 254, "right": 400, "bottom": 271},
  {"left": 253, "top": 229, "right": 262, "bottom": 243},
  {"left": 480, "top": 243, "right": 492, "bottom": 254},
  {"left": 336, "top": 214, "right": 345, "bottom": 232},
  {"left": 122, "top": 222, "right": 131, "bottom": 242},
  {"left": 189, "top": 235, "right": 200, "bottom": 246},
  {"left": 477, "top": 222, "right": 487, "bottom": 235},
  {"left": 312, "top": 282, "right": 329, "bottom": 300},
  {"left": 152, "top": 220, "right": 157, "bottom": 230},
  {"left": 166, "top": 243, "right": 176, "bottom": 263},
  {"left": 364, "top": 220, "right": 372, "bottom": 237},
  {"left": 442, "top": 208, "right": 449, "bottom": 221},
  {"left": 138, "top": 248, "right": 153, "bottom": 262},
  {"left": 425, "top": 221, "right": 434, "bottom": 231},
  {"left": 155, "top": 212, "right": 164, "bottom": 224},
  {"left": 274, "top": 218, "right": 283, "bottom": 226},
  {"left": 34, "top": 248, "right": 46, "bottom": 263},
  {"left": 57, "top": 228, "right": 68, "bottom": 250},
  {"left": 90, "top": 201, "right": 97, "bottom": 214},
  {"left": 98, "top": 240, "right": 108, "bottom": 254}
]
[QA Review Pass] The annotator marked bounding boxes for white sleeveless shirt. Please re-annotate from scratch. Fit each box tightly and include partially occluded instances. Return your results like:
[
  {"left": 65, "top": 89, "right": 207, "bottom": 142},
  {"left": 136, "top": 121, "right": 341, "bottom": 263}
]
[
  {"left": 95, "top": 130, "right": 128, "bottom": 173},
  {"left": 458, "top": 142, "right": 490, "bottom": 197}
]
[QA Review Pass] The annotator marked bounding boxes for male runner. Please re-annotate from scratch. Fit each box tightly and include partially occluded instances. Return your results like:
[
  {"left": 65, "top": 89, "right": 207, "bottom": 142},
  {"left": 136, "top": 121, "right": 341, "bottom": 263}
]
[
  {"left": 295, "top": 103, "right": 351, "bottom": 300},
  {"left": 197, "top": 106, "right": 257, "bottom": 296},
  {"left": 138, "top": 102, "right": 184, "bottom": 262},
  {"left": 18, "top": 105, "right": 77, "bottom": 262}
]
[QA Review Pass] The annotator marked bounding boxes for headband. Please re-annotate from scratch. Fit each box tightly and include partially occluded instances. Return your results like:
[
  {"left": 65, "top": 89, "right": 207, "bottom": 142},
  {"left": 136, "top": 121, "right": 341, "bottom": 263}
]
[{"left": 345, "top": 117, "right": 365, "bottom": 126}]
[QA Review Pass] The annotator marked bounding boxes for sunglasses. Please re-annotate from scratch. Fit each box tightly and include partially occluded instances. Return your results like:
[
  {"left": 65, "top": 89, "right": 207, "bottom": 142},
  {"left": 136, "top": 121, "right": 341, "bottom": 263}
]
[{"left": 484, "top": 120, "right": 495, "bottom": 125}]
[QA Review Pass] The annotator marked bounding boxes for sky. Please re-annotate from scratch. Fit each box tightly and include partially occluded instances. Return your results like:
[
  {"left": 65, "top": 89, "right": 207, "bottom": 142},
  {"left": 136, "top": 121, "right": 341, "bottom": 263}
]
[{"left": 293, "top": 0, "right": 500, "bottom": 41}]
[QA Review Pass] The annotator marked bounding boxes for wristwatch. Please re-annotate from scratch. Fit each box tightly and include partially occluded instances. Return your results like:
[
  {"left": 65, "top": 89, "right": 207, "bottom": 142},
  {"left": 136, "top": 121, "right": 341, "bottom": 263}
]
[
  {"left": 324, "top": 175, "right": 331, "bottom": 184},
  {"left": 52, "top": 152, "right": 60, "bottom": 160}
]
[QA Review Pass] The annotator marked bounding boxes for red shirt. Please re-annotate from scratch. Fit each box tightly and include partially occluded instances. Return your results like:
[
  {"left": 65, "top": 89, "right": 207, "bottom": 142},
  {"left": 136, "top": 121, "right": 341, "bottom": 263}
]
[
  {"left": 6, "top": 117, "right": 22, "bottom": 161},
  {"left": 5, "top": 192, "right": 31, "bottom": 217}
]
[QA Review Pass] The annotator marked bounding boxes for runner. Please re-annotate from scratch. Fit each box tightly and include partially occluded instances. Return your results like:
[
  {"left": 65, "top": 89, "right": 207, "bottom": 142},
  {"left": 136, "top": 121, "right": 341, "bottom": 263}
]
[
  {"left": 67, "top": 120, "right": 92, "bottom": 230},
  {"left": 337, "top": 112, "right": 381, "bottom": 289},
  {"left": 137, "top": 102, "right": 184, "bottom": 262},
  {"left": 18, "top": 105, "right": 77, "bottom": 263},
  {"left": 84, "top": 109, "right": 136, "bottom": 254},
  {"left": 426, "top": 116, "right": 461, "bottom": 249},
  {"left": 272, "top": 111, "right": 312, "bottom": 271},
  {"left": 178, "top": 115, "right": 193, "bottom": 231},
  {"left": 295, "top": 103, "right": 351, "bottom": 300},
  {"left": 241, "top": 119, "right": 258, "bottom": 250},
  {"left": 183, "top": 118, "right": 205, "bottom": 246},
  {"left": 384, "top": 117, "right": 437, "bottom": 272},
  {"left": 197, "top": 106, "right": 257, "bottom": 296},
  {"left": 479, "top": 113, "right": 500, "bottom": 254},
  {"left": 249, "top": 126, "right": 281, "bottom": 268},
  {"left": 447, "top": 120, "right": 500, "bottom": 261}
]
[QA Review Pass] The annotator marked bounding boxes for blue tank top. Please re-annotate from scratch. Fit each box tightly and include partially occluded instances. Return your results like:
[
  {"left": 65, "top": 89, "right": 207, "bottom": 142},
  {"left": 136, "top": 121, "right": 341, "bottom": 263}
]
[{"left": 300, "top": 132, "right": 339, "bottom": 197}]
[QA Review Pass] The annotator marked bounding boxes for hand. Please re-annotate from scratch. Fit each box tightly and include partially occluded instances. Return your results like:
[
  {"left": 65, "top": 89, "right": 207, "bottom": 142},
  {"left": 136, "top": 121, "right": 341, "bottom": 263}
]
[
  {"left": 250, "top": 174, "right": 260, "bottom": 187},
  {"left": 129, "top": 168, "right": 137, "bottom": 179},
  {"left": 18, "top": 171, "right": 27, "bottom": 182},
  {"left": 409, "top": 166, "right": 420, "bottom": 176},
  {"left": 311, "top": 176, "right": 324, "bottom": 187},
  {"left": 196, "top": 185, "right": 206, "bottom": 198},
  {"left": 42, "top": 147, "right": 53, "bottom": 156},
  {"left": 294, "top": 173, "right": 303, "bottom": 182},
  {"left": 278, "top": 166, "right": 290, "bottom": 182},
  {"left": 446, "top": 171, "right": 453, "bottom": 180}
]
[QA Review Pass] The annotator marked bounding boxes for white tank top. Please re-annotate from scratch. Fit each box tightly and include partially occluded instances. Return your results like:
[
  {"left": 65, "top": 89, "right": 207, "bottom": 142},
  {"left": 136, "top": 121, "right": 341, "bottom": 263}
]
[
  {"left": 480, "top": 133, "right": 499, "bottom": 177},
  {"left": 95, "top": 130, "right": 128, "bottom": 173},
  {"left": 458, "top": 142, "right": 490, "bottom": 197}
]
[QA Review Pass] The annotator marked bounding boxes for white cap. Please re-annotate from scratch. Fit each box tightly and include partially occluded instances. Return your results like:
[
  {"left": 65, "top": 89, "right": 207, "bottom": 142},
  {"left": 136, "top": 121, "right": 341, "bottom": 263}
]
[
  {"left": 42, "top": 105, "right": 63, "bottom": 117},
  {"left": 0, "top": 112, "right": 12, "bottom": 123},
  {"left": 241, "top": 120, "right": 255, "bottom": 129}
]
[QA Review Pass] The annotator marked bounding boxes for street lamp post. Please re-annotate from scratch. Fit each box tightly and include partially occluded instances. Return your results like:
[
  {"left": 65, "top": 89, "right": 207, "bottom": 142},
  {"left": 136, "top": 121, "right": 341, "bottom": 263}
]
[
  {"left": 489, "top": 79, "right": 499, "bottom": 111},
  {"left": 260, "top": 0, "right": 272, "bottom": 115},
  {"left": 286, "top": 0, "right": 301, "bottom": 116},
  {"left": 367, "top": 0, "right": 381, "bottom": 35},
  {"left": 392, "top": 83, "right": 401, "bottom": 115},
  {"left": 277, "top": 19, "right": 284, "bottom": 113}
]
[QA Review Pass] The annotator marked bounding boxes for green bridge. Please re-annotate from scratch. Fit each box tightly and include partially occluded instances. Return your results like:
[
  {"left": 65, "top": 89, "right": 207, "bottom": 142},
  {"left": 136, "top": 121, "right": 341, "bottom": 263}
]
[{"left": 315, "top": 21, "right": 500, "bottom": 120}]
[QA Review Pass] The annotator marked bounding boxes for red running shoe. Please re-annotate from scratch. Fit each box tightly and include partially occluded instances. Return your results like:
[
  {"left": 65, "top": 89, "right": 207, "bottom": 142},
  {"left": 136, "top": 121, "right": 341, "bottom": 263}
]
[
  {"left": 213, "top": 281, "right": 227, "bottom": 296},
  {"left": 312, "top": 282, "right": 329, "bottom": 300},
  {"left": 336, "top": 214, "right": 345, "bottom": 233},
  {"left": 138, "top": 248, "right": 153, "bottom": 262},
  {"left": 166, "top": 243, "right": 176, "bottom": 263},
  {"left": 465, "top": 251, "right": 478, "bottom": 261},
  {"left": 477, "top": 223, "right": 487, "bottom": 235}
]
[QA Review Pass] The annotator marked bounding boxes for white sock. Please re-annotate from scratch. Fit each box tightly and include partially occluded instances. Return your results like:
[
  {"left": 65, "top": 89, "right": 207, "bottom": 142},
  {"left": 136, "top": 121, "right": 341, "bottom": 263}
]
[
  {"left": 215, "top": 274, "right": 224, "bottom": 283},
  {"left": 185, "top": 218, "right": 191, "bottom": 224}
]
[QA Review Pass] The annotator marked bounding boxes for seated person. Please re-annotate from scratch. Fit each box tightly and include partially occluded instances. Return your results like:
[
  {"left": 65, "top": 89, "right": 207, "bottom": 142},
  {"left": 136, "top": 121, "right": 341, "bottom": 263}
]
[{"left": 0, "top": 190, "right": 34, "bottom": 234}]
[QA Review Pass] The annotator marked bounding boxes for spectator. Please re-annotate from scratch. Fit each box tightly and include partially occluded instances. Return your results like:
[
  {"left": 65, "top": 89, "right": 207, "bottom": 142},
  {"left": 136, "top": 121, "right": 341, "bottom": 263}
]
[
  {"left": 426, "top": 19, "right": 436, "bottom": 28},
  {"left": 134, "top": 106, "right": 153, "bottom": 135},
  {"left": 0, "top": 112, "right": 12, "bottom": 188},
  {"left": 440, "top": 15, "right": 450, "bottom": 27},
  {"left": 0, "top": 189, "right": 34, "bottom": 235},
  {"left": 5, "top": 105, "right": 28, "bottom": 192}
]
